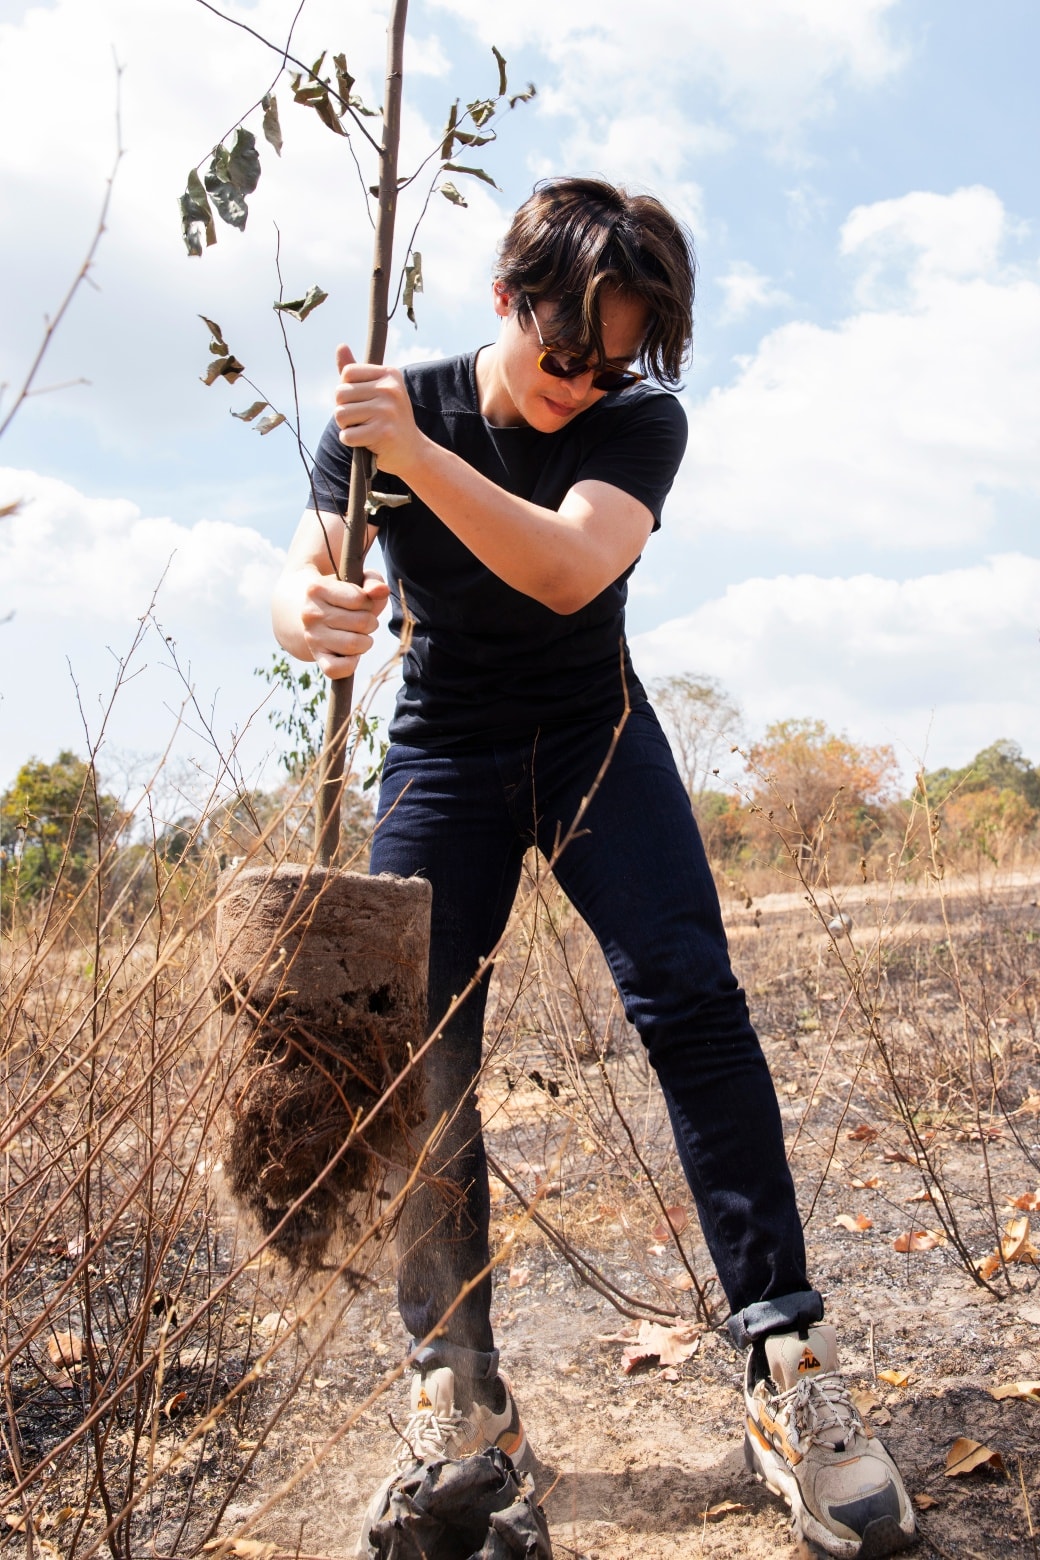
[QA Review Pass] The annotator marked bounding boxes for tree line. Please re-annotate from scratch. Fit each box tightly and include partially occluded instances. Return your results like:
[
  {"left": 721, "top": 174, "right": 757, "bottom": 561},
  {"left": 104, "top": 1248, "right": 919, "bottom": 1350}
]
[{"left": 3, "top": 678, "right": 1039, "bottom": 918}]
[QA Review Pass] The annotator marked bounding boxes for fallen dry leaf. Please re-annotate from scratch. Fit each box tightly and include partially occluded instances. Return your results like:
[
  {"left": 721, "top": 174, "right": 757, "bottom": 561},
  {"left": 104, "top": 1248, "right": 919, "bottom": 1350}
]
[
  {"left": 945, "top": 1437, "right": 1006, "bottom": 1477},
  {"left": 619, "top": 1320, "right": 701, "bottom": 1374},
  {"left": 851, "top": 1387, "right": 881, "bottom": 1415},
  {"left": 255, "top": 1310, "right": 295, "bottom": 1339},
  {"left": 990, "top": 1380, "right": 1040, "bottom": 1404},
  {"left": 651, "top": 1204, "right": 689, "bottom": 1241},
  {"left": 851, "top": 1175, "right": 881, "bottom": 1190},
  {"left": 893, "top": 1229, "right": 944, "bottom": 1253},
  {"left": 977, "top": 1251, "right": 1002, "bottom": 1280},
  {"left": 847, "top": 1124, "right": 879, "bottom": 1143},
  {"left": 659, "top": 1366, "right": 680, "bottom": 1383},
  {"left": 163, "top": 1391, "right": 188, "bottom": 1418},
  {"left": 913, "top": 1493, "right": 939, "bottom": 1510},
  {"left": 1015, "top": 1094, "right": 1040, "bottom": 1116},
  {"left": 46, "top": 1331, "right": 84, "bottom": 1369},
  {"left": 835, "top": 1213, "right": 872, "bottom": 1233},
  {"left": 1001, "top": 1215, "right": 1033, "bottom": 1262},
  {"left": 883, "top": 1148, "right": 915, "bottom": 1164},
  {"left": 202, "top": 1542, "right": 281, "bottom": 1558},
  {"left": 877, "top": 1369, "right": 910, "bottom": 1389},
  {"left": 507, "top": 1266, "right": 530, "bottom": 1289},
  {"left": 1009, "top": 1189, "right": 1040, "bottom": 1212},
  {"left": 698, "top": 1500, "right": 746, "bottom": 1522},
  {"left": 670, "top": 1272, "right": 695, "bottom": 1292},
  {"left": 907, "top": 1187, "right": 934, "bottom": 1202}
]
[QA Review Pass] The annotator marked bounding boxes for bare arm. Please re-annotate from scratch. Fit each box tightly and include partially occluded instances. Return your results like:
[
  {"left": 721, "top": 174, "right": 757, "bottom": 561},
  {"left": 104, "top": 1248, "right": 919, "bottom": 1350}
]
[
  {"left": 334, "top": 351, "right": 655, "bottom": 615},
  {"left": 271, "top": 508, "right": 389, "bottom": 680}
]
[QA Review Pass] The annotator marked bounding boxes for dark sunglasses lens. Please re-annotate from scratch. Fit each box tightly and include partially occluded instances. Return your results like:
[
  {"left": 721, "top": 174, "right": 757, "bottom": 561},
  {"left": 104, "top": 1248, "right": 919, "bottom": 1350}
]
[
  {"left": 540, "top": 350, "right": 588, "bottom": 381},
  {"left": 592, "top": 368, "right": 640, "bottom": 391}
]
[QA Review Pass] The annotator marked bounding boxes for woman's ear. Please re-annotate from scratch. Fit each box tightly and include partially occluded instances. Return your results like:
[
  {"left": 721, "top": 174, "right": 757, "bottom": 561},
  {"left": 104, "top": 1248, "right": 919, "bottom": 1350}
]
[{"left": 491, "top": 279, "right": 512, "bottom": 318}]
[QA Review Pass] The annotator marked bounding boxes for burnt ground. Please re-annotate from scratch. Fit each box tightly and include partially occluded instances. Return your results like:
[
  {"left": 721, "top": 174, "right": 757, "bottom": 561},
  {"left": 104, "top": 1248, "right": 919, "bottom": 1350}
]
[{"left": 151, "top": 873, "right": 1040, "bottom": 1558}]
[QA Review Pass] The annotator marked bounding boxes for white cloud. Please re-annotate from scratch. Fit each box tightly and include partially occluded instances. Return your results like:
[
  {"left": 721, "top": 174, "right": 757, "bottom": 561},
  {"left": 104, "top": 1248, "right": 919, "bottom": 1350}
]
[
  {"left": 0, "top": 466, "right": 286, "bottom": 780},
  {"left": 0, "top": 465, "right": 399, "bottom": 787},
  {"left": 632, "top": 554, "right": 1040, "bottom": 771},
  {"left": 840, "top": 185, "right": 1010, "bottom": 304},
  {"left": 434, "top": 0, "right": 906, "bottom": 157},
  {"left": 675, "top": 187, "right": 1040, "bottom": 548},
  {"left": 717, "top": 261, "right": 791, "bottom": 321},
  {"left": 0, "top": 467, "right": 283, "bottom": 631}
]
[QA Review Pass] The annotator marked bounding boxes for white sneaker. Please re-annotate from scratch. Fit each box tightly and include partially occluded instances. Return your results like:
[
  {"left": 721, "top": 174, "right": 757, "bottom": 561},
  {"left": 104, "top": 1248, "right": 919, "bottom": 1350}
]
[
  {"left": 355, "top": 1366, "right": 528, "bottom": 1556},
  {"left": 744, "top": 1325, "right": 915, "bottom": 1558}
]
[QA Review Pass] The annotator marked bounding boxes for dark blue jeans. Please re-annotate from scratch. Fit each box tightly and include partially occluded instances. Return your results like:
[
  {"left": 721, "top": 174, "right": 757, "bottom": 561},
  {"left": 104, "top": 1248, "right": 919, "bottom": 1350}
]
[{"left": 369, "top": 702, "right": 822, "bottom": 1386}]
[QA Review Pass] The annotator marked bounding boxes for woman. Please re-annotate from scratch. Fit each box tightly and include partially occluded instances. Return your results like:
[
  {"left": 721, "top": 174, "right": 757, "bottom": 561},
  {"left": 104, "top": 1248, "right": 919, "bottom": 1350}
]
[{"left": 272, "top": 177, "right": 913, "bottom": 1560}]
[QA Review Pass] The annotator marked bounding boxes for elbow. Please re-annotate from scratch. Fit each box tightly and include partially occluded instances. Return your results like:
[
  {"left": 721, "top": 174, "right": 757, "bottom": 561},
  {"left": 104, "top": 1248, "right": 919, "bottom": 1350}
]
[{"left": 540, "top": 576, "right": 599, "bottom": 615}]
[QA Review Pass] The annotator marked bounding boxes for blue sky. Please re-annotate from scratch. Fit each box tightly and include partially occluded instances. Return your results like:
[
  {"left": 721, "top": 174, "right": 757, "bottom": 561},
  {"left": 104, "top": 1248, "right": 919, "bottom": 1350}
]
[{"left": 1, "top": 0, "right": 1037, "bottom": 801}]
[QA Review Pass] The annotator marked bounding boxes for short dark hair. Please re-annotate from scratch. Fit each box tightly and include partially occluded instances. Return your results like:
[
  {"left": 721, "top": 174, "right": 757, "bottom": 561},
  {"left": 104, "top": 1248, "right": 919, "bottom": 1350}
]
[{"left": 494, "top": 177, "right": 696, "bottom": 388}]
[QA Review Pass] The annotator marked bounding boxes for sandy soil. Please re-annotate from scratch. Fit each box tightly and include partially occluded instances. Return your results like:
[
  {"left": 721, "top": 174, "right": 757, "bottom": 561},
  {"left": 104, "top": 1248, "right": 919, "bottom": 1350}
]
[{"left": 203, "top": 876, "right": 1040, "bottom": 1560}]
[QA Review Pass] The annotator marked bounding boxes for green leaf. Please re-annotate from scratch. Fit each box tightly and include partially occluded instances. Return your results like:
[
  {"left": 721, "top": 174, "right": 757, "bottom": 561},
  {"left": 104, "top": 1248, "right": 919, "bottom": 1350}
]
[
  {"left": 228, "top": 127, "right": 260, "bottom": 194},
  {"left": 201, "top": 354, "right": 245, "bottom": 386},
  {"left": 273, "top": 284, "right": 328, "bottom": 322},
  {"left": 509, "top": 83, "right": 537, "bottom": 108},
  {"left": 199, "top": 315, "right": 227, "bottom": 354},
  {"left": 439, "top": 181, "right": 468, "bottom": 207},
  {"left": 256, "top": 411, "right": 287, "bottom": 435},
  {"left": 491, "top": 45, "right": 508, "bottom": 97},
  {"left": 333, "top": 52, "right": 354, "bottom": 109},
  {"left": 443, "top": 162, "right": 499, "bottom": 189},
  {"left": 180, "top": 169, "right": 215, "bottom": 256},
  {"left": 365, "top": 490, "right": 412, "bottom": 515},
  {"left": 261, "top": 93, "right": 283, "bottom": 156},
  {"left": 403, "top": 251, "right": 424, "bottom": 325},
  {"left": 232, "top": 400, "right": 268, "bottom": 422},
  {"left": 467, "top": 97, "right": 496, "bottom": 128},
  {"left": 349, "top": 93, "right": 378, "bottom": 117}
]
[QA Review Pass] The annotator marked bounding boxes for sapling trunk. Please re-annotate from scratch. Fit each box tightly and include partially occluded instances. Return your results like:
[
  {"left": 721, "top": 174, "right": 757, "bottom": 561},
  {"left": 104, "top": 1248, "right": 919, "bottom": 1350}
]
[{"left": 315, "top": 0, "right": 409, "bottom": 866}]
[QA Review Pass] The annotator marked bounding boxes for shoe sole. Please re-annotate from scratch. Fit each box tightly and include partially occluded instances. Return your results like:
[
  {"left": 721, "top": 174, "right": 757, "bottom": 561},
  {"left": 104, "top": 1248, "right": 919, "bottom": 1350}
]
[{"left": 744, "top": 1432, "right": 914, "bottom": 1560}]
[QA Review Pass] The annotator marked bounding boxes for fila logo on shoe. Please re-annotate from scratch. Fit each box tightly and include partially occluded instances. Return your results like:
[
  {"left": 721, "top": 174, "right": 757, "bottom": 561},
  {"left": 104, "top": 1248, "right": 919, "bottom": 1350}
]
[
  {"left": 796, "top": 1347, "right": 821, "bottom": 1373},
  {"left": 416, "top": 1386, "right": 433, "bottom": 1409}
]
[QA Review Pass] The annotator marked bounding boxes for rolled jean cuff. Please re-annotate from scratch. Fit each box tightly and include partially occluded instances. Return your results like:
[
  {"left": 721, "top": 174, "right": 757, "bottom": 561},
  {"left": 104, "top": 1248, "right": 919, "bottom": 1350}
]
[
  {"left": 410, "top": 1338, "right": 500, "bottom": 1384},
  {"left": 726, "top": 1289, "right": 825, "bottom": 1350}
]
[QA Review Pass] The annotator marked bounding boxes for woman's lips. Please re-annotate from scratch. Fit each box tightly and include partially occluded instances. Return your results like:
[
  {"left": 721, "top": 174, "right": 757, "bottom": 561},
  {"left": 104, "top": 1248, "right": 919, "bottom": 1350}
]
[{"left": 543, "top": 394, "right": 575, "bottom": 418}]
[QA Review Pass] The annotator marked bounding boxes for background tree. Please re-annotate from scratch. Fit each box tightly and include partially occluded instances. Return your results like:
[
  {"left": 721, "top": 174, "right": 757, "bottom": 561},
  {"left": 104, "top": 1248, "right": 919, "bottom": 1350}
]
[
  {"left": 748, "top": 717, "right": 900, "bottom": 871},
  {"left": 650, "top": 673, "right": 743, "bottom": 804},
  {"left": 1, "top": 750, "right": 124, "bottom": 912},
  {"left": 923, "top": 738, "right": 1040, "bottom": 809}
]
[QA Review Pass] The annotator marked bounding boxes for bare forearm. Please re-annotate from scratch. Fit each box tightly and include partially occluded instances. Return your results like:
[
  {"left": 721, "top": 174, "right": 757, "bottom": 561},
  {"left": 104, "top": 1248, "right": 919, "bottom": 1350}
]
[{"left": 399, "top": 436, "right": 652, "bottom": 615}]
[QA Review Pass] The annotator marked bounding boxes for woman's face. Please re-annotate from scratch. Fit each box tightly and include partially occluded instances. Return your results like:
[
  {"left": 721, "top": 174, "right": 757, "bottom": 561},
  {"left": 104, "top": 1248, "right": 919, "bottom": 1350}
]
[{"left": 480, "top": 284, "right": 649, "bottom": 431}]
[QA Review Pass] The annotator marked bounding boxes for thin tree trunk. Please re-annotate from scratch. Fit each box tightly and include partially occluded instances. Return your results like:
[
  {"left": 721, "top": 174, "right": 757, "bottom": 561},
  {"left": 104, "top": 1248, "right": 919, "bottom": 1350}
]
[{"left": 315, "top": 0, "right": 409, "bottom": 865}]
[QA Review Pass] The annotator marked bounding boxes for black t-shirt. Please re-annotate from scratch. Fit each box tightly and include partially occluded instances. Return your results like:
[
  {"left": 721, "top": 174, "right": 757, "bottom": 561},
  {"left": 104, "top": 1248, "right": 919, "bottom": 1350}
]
[{"left": 307, "top": 350, "right": 687, "bottom": 749}]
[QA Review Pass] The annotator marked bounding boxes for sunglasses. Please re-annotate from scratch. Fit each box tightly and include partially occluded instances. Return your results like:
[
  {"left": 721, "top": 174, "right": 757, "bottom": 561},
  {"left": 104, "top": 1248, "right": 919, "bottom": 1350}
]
[{"left": 527, "top": 303, "right": 645, "bottom": 393}]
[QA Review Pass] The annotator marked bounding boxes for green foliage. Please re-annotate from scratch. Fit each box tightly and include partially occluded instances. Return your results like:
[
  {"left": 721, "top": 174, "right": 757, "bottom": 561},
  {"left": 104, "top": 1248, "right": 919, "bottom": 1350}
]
[
  {"left": 255, "top": 655, "right": 387, "bottom": 789},
  {"left": 922, "top": 739, "right": 1040, "bottom": 810},
  {"left": 1, "top": 751, "right": 123, "bottom": 912},
  {"left": 258, "top": 653, "right": 328, "bottom": 778}
]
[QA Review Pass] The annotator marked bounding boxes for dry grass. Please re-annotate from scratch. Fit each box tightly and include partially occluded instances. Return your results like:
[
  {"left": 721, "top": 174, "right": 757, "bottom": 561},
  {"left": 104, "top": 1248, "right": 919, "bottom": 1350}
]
[{"left": 2, "top": 721, "right": 1038, "bottom": 1558}]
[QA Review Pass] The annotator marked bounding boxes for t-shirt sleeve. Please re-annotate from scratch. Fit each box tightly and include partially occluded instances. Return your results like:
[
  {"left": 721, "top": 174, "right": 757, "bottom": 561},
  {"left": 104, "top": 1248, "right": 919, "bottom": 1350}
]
[
  {"left": 574, "top": 392, "right": 688, "bottom": 530},
  {"left": 305, "top": 416, "right": 353, "bottom": 519}
]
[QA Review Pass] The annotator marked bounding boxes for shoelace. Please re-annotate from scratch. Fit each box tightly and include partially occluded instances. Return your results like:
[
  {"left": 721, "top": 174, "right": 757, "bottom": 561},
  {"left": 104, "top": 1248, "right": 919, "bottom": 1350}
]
[
  {"left": 391, "top": 1402, "right": 465, "bottom": 1471},
  {"left": 777, "top": 1371, "right": 861, "bottom": 1453}
]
